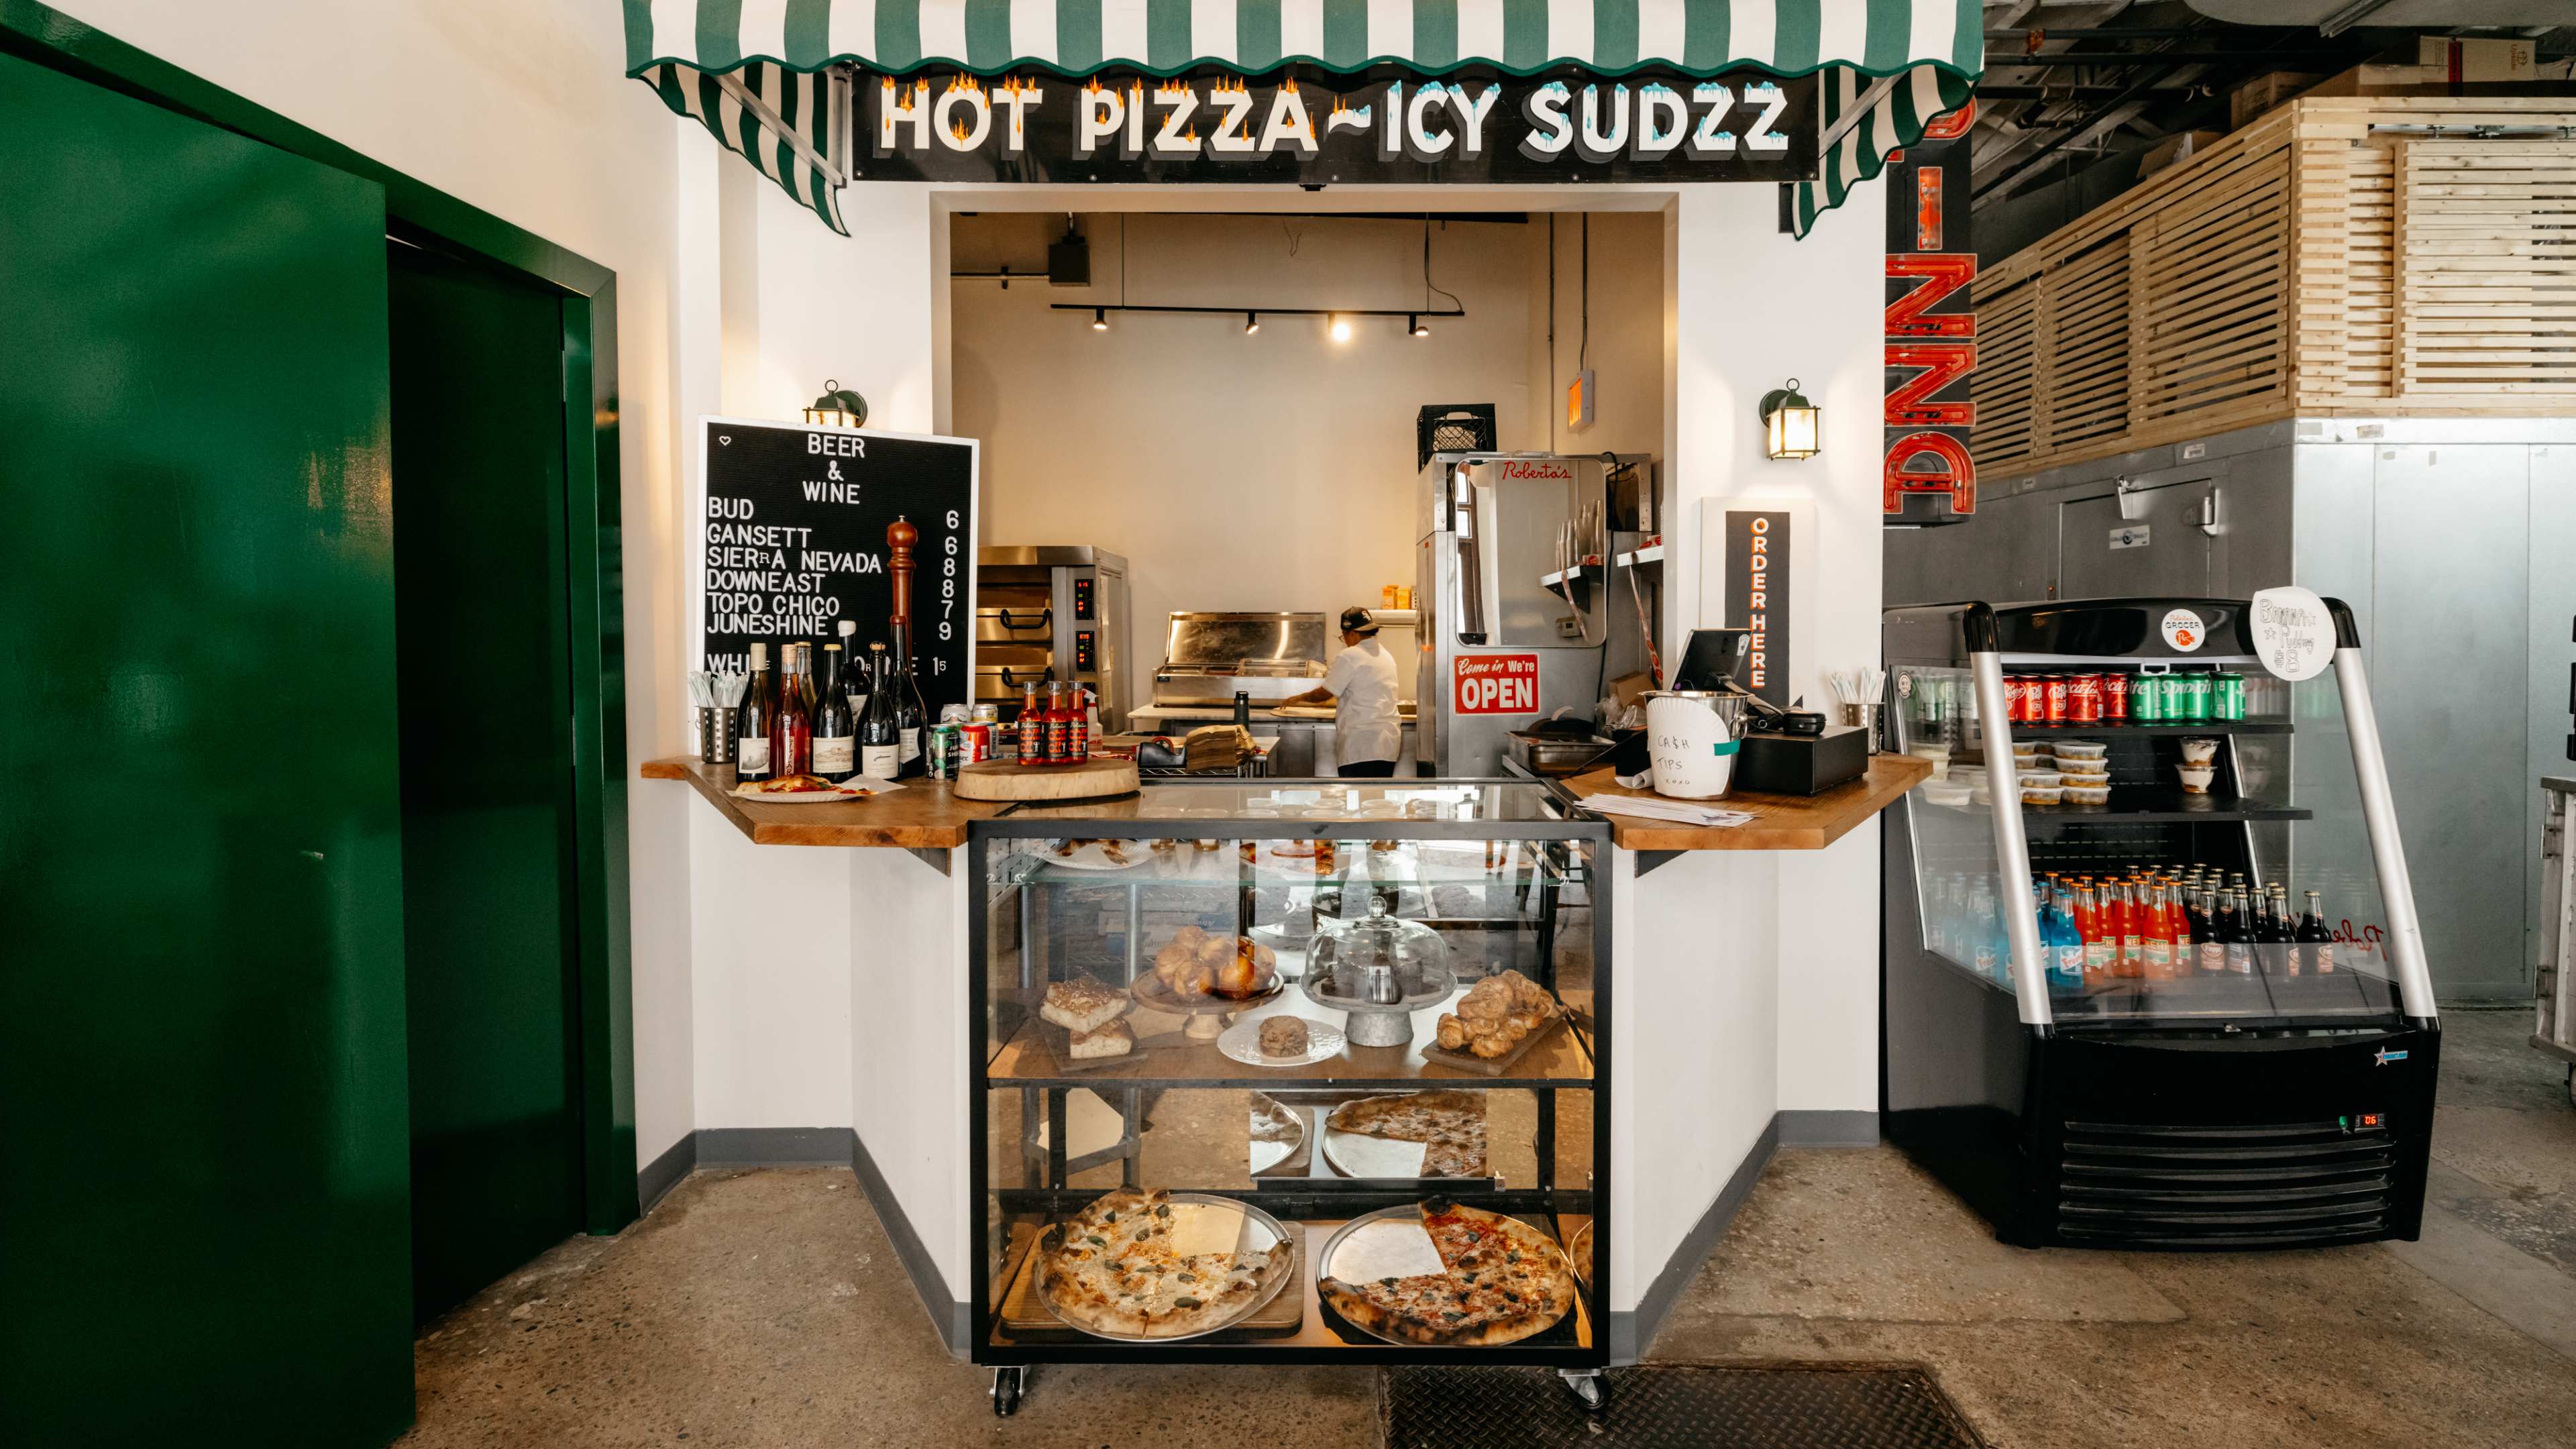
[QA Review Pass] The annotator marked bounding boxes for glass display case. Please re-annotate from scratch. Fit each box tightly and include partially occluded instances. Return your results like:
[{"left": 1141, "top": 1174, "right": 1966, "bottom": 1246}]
[
  {"left": 967, "top": 780, "right": 1610, "bottom": 1412},
  {"left": 1880, "top": 599, "right": 2439, "bottom": 1251}
]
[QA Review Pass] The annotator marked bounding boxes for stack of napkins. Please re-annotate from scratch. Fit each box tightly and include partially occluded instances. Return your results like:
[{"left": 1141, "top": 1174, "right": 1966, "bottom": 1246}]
[{"left": 1578, "top": 792, "right": 1755, "bottom": 828}]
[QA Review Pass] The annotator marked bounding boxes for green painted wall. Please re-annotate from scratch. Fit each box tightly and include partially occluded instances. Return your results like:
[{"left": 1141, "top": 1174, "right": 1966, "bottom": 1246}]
[{"left": 0, "top": 46, "right": 414, "bottom": 1448}]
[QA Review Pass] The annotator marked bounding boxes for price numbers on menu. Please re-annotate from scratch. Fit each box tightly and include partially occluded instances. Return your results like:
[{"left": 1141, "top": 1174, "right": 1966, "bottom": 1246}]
[{"left": 700, "top": 418, "right": 977, "bottom": 718}]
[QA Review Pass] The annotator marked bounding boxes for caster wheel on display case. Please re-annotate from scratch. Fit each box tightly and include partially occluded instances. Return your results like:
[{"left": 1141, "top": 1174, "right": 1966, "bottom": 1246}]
[
  {"left": 991, "top": 1366, "right": 1026, "bottom": 1417},
  {"left": 1558, "top": 1369, "right": 1606, "bottom": 1414}
]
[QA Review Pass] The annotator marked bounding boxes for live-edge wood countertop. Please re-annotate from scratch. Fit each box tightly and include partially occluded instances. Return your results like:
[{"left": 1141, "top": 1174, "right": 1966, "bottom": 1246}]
[
  {"left": 644, "top": 751, "right": 1930, "bottom": 853},
  {"left": 1557, "top": 755, "right": 1932, "bottom": 852},
  {"left": 642, "top": 756, "right": 1001, "bottom": 849}
]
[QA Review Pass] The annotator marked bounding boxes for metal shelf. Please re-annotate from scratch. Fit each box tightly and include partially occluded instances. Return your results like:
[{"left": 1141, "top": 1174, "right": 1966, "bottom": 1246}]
[
  {"left": 2021, "top": 788, "right": 2313, "bottom": 828},
  {"left": 2010, "top": 719, "right": 2292, "bottom": 737}
]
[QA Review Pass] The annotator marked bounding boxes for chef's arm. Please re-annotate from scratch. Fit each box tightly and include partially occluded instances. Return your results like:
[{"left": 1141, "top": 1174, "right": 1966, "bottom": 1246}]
[{"left": 1287, "top": 685, "right": 1336, "bottom": 706}]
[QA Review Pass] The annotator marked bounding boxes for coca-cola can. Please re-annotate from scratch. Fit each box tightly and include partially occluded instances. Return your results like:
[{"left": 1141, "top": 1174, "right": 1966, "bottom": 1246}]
[
  {"left": 2003, "top": 676, "right": 2029, "bottom": 724},
  {"left": 2102, "top": 670, "right": 2130, "bottom": 721},
  {"left": 2042, "top": 674, "right": 2071, "bottom": 724},
  {"left": 2068, "top": 672, "right": 2104, "bottom": 724}
]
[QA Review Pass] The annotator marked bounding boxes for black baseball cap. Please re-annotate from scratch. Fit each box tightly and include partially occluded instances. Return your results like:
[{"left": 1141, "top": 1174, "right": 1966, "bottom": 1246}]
[{"left": 1340, "top": 606, "right": 1380, "bottom": 635}]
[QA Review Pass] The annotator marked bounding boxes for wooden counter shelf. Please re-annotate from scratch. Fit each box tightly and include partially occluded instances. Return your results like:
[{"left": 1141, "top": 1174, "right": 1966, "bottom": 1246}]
[
  {"left": 1557, "top": 755, "right": 1932, "bottom": 860},
  {"left": 642, "top": 755, "right": 1002, "bottom": 850}
]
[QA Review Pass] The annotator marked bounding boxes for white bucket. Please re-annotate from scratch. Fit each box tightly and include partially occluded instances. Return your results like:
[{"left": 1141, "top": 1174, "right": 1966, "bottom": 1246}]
[{"left": 1646, "top": 690, "right": 1748, "bottom": 799}]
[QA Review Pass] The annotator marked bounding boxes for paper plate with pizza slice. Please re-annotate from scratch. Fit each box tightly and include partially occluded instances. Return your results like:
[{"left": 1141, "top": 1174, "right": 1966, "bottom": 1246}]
[
  {"left": 1315, "top": 1199, "right": 1576, "bottom": 1348},
  {"left": 730, "top": 773, "right": 875, "bottom": 803},
  {"left": 1034, "top": 1188, "right": 1295, "bottom": 1342}
]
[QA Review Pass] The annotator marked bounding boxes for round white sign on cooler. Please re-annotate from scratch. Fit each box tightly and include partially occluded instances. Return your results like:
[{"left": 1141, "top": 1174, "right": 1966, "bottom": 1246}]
[
  {"left": 2159, "top": 607, "right": 2207, "bottom": 652},
  {"left": 2248, "top": 586, "right": 2333, "bottom": 682}
]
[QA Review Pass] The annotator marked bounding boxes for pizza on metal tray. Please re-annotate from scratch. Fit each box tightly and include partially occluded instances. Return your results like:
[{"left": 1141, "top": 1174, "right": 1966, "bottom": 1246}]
[
  {"left": 1036, "top": 1188, "right": 1288, "bottom": 1339},
  {"left": 1318, "top": 1199, "right": 1575, "bottom": 1347}
]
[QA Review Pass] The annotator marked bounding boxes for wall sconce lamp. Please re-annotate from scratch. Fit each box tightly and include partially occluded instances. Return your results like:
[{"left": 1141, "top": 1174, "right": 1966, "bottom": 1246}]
[
  {"left": 804, "top": 379, "right": 868, "bottom": 429},
  {"left": 1758, "top": 378, "right": 1821, "bottom": 461}
]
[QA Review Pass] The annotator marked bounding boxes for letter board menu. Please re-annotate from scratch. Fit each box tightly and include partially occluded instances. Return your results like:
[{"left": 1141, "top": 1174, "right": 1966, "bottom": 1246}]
[{"left": 700, "top": 417, "right": 979, "bottom": 720}]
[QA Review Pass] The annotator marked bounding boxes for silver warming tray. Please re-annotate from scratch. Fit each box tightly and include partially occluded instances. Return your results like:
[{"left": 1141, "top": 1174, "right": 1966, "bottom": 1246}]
[{"left": 1150, "top": 611, "right": 1328, "bottom": 708}]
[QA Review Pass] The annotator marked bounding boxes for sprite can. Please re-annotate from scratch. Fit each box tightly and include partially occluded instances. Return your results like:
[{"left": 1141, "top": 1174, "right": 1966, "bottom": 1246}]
[
  {"left": 2213, "top": 672, "right": 2247, "bottom": 721},
  {"left": 2133, "top": 672, "right": 2166, "bottom": 722},
  {"left": 2181, "top": 673, "right": 2212, "bottom": 722}
]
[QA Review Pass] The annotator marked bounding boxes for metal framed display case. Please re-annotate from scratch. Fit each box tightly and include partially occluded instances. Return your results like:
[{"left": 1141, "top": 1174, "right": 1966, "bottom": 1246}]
[
  {"left": 968, "top": 780, "right": 1609, "bottom": 1413},
  {"left": 1880, "top": 598, "right": 2440, "bottom": 1250}
]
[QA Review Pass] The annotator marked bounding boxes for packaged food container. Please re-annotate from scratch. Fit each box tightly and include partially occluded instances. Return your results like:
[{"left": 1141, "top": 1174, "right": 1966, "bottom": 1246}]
[
  {"left": 2176, "top": 764, "right": 2216, "bottom": 795},
  {"left": 2179, "top": 737, "right": 2220, "bottom": 765},
  {"left": 2051, "top": 741, "right": 2108, "bottom": 761},
  {"left": 2020, "top": 782, "right": 2064, "bottom": 806},
  {"left": 1921, "top": 781, "right": 1974, "bottom": 808},
  {"left": 1970, "top": 782, "right": 1992, "bottom": 806},
  {"left": 2055, "top": 761, "right": 2111, "bottom": 782},
  {"left": 2064, "top": 782, "right": 2112, "bottom": 806}
]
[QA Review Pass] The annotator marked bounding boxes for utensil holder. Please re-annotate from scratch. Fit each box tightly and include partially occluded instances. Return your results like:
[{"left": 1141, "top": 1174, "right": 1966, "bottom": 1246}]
[
  {"left": 1841, "top": 702, "right": 1880, "bottom": 753},
  {"left": 698, "top": 706, "right": 740, "bottom": 764}
]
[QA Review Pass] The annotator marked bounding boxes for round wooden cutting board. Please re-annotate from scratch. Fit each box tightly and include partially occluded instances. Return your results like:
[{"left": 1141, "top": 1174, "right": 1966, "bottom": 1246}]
[{"left": 951, "top": 755, "right": 1140, "bottom": 802}]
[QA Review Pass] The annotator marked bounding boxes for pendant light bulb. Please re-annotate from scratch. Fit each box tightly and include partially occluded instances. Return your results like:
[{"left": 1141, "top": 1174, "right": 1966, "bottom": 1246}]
[
  {"left": 1329, "top": 314, "right": 1352, "bottom": 343},
  {"left": 1244, "top": 311, "right": 1260, "bottom": 335},
  {"left": 1091, "top": 307, "right": 1109, "bottom": 331},
  {"left": 1409, "top": 314, "right": 1430, "bottom": 337}
]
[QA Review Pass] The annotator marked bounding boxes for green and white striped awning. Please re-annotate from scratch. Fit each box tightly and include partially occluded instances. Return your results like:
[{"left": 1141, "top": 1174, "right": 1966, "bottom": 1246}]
[{"left": 623, "top": 1, "right": 1981, "bottom": 236}]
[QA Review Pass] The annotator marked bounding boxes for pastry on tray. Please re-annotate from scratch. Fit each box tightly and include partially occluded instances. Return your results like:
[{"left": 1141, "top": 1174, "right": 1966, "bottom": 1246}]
[
  {"left": 1258, "top": 1017, "right": 1311, "bottom": 1057},
  {"left": 1067, "top": 1020, "right": 1134, "bottom": 1061},
  {"left": 1151, "top": 925, "right": 1277, "bottom": 1002},
  {"left": 1434, "top": 970, "right": 1558, "bottom": 1060},
  {"left": 1040, "top": 977, "right": 1128, "bottom": 1034}
]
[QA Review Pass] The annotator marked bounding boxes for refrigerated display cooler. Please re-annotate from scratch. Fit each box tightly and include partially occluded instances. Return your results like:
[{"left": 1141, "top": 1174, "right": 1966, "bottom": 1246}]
[{"left": 1880, "top": 598, "right": 2439, "bottom": 1250}]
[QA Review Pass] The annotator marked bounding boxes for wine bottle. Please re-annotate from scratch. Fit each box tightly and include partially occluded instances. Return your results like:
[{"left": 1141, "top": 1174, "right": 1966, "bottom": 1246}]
[
  {"left": 737, "top": 643, "right": 775, "bottom": 782},
  {"left": 772, "top": 641, "right": 814, "bottom": 779},
  {"left": 892, "top": 639, "right": 930, "bottom": 779},
  {"left": 861, "top": 643, "right": 902, "bottom": 782},
  {"left": 812, "top": 642, "right": 857, "bottom": 784}
]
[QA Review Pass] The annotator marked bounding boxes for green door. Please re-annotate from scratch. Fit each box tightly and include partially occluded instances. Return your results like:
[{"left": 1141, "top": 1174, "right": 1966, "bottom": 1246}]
[
  {"left": 388, "top": 246, "right": 588, "bottom": 1323},
  {"left": 0, "top": 48, "right": 413, "bottom": 1448}
]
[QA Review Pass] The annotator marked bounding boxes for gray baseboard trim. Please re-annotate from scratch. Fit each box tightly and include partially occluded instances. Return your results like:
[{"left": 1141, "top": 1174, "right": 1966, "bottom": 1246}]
[
  {"left": 637, "top": 1132, "right": 698, "bottom": 1216},
  {"left": 695, "top": 1126, "right": 858, "bottom": 1168},
  {"left": 636, "top": 1127, "right": 971, "bottom": 1358},
  {"left": 1779, "top": 1109, "right": 1881, "bottom": 1147},
  {"left": 1607, "top": 1113, "right": 1782, "bottom": 1366},
  {"left": 849, "top": 1129, "right": 973, "bottom": 1358}
]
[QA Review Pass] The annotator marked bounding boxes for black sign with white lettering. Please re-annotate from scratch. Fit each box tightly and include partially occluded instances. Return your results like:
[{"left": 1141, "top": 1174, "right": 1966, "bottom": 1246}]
[
  {"left": 856, "top": 66, "right": 1817, "bottom": 184},
  {"left": 700, "top": 417, "right": 977, "bottom": 718},
  {"left": 1722, "top": 508, "right": 1793, "bottom": 707}
]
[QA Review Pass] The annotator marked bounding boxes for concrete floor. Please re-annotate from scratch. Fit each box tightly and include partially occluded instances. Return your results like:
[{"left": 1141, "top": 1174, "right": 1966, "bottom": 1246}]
[{"left": 399, "top": 1009, "right": 2576, "bottom": 1448}]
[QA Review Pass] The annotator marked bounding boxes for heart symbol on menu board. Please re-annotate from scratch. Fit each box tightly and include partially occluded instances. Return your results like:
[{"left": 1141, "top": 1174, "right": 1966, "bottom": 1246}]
[{"left": 718, "top": 435, "right": 732, "bottom": 445}]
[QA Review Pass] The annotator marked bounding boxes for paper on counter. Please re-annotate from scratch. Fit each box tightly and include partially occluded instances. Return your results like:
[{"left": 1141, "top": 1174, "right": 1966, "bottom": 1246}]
[{"left": 1577, "top": 793, "right": 1754, "bottom": 828}]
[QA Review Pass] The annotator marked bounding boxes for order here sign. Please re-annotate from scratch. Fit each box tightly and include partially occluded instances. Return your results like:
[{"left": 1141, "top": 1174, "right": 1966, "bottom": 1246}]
[{"left": 1454, "top": 654, "right": 1540, "bottom": 714}]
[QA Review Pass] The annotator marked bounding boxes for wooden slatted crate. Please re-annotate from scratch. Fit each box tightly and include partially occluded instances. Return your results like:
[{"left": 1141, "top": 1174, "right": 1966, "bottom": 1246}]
[{"left": 1972, "top": 98, "right": 2576, "bottom": 480}]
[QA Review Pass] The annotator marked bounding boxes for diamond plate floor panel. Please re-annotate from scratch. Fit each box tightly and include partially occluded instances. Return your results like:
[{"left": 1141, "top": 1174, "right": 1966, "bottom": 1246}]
[{"left": 1381, "top": 1362, "right": 1984, "bottom": 1449}]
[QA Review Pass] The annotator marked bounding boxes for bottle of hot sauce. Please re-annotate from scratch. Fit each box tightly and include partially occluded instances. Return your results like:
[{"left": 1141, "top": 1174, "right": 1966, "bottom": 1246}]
[
  {"left": 1016, "top": 681, "right": 1044, "bottom": 765},
  {"left": 1067, "top": 685, "right": 1091, "bottom": 763},
  {"left": 1043, "top": 682, "right": 1072, "bottom": 763}
]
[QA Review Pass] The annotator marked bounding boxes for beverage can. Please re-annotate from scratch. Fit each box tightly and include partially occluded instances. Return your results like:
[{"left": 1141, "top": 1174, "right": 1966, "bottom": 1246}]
[
  {"left": 2102, "top": 670, "right": 2129, "bottom": 720},
  {"left": 2042, "top": 674, "right": 2070, "bottom": 724},
  {"left": 2213, "top": 672, "right": 2246, "bottom": 721},
  {"left": 2068, "top": 672, "right": 2103, "bottom": 724},
  {"left": 2133, "top": 673, "right": 2165, "bottom": 722},
  {"left": 961, "top": 721, "right": 991, "bottom": 763},
  {"left": 2003, "top": 676, "right": 2029, "bottom": 724},
  {"left": 2181, "top": 674, "right": 2211, "bottom": 722}
]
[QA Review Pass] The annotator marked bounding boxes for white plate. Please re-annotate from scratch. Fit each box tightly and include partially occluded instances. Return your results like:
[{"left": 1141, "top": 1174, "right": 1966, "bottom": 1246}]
[
  {"left": 1218, "top": 1015, "right": 1346, "bottom": 1067},
  {"left": 1322, "top": 1127, "right": 1429, "bottom": 1179},
  {"left": 731, "top": 783, "right": 877, "bottom": 803}
]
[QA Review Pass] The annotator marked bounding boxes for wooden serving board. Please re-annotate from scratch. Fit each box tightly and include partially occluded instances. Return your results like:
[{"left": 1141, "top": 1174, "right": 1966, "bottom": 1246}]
[
  {"left": 998, "top": 1224, "right": 1307, "bottom": 1340},
  {"left": 952, "top": 755, "right": 1139, "bottom": 802},
  {"left": 1415, "top": 1012, "right": 1570, "bottom": 1077}
]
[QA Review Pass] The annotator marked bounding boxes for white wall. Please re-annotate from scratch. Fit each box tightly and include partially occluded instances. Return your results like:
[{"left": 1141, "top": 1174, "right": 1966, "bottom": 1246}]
[
  {"left": 1530, "top": 211, "right": 1666, "bottom": 462},
  {"left": 54, "top": 0, "right": 705, "bottom": 1167},
  {"left": 951, "top": 211, "right": 1538, "bottom": 658},
  {"left": 1667, "top": 183, "right": 1892, "bottom": 1117}
]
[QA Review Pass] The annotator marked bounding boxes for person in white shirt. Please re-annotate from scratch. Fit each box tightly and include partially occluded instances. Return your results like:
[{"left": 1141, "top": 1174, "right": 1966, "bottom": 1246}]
[{"left": 1290, "top": 606, "right": 1404, "bottom": 777}]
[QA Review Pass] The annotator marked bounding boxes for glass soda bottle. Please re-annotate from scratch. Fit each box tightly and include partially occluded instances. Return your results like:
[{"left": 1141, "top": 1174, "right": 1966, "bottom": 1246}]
[{"left": 2297, "top": 890, "right": 2337, "bottom": 975}]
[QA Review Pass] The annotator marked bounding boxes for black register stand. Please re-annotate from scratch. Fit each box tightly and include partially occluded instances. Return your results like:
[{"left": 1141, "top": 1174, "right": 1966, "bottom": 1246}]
[{"left": 1878, "top": 598, "right": 2440, "bottom": 1250}]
